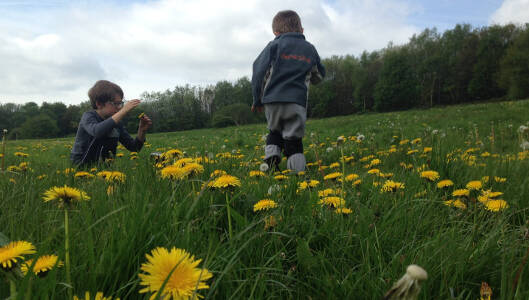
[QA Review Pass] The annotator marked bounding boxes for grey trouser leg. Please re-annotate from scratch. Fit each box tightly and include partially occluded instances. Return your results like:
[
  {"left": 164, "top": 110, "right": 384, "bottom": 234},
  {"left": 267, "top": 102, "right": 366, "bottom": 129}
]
[{"left": 264, "top": 103, "right": 307, "bottom": 171}]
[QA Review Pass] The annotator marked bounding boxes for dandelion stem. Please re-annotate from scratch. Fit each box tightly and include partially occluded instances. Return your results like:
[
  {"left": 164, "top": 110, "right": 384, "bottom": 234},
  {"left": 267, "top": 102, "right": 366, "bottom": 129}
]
[
  {"left": 9, "top": 278, "right": 16, "bottom": 298},
  {"left": 226, "top": 193, "right": 232, "bottom": 239},
  {"left": 64, "top": 208, "right": 73, "bottom": 300}
]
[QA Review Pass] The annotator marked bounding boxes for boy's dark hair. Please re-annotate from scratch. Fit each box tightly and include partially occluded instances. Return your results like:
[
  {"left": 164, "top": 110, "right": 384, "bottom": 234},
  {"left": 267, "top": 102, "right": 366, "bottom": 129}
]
[
  {"left": 88, "top": 80, "right": 124, "bottom": 109},
  {"left": 272, "top": 10, "right": 303, "bottom": 34}
]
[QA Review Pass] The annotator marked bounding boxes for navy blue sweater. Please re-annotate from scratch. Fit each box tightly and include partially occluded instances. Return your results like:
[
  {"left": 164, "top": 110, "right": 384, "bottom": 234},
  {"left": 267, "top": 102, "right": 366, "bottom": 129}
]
[
  {"left": 70, "top": 111, "right": 144, "bottom": 166},
  {"left": 252, "top": 32, "right": 325, "bottom": 108}
]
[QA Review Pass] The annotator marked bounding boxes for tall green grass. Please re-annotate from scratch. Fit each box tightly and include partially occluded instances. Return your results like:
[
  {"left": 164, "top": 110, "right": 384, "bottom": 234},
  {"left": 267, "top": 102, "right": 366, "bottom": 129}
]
[{"left": 1, "top": 100, "right": 529, "bottom": 299}]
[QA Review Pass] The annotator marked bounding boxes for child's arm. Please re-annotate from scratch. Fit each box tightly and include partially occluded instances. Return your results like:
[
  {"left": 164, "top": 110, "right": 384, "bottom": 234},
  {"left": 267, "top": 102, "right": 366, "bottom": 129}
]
[
  {"left": 310, "top": 50, "right": 326, "bottom": 85},
  {"left": 251, "top": 43, "right": 274, "bottom": 109},
  {"left": 111, "top": 99, "right": 140, "bottom": 124},
  {"left": 118, "top": 114, "right": 152, "bottom": 152},
  {"left": 81, "top": 113, "right": 117, "bottom": 139}
]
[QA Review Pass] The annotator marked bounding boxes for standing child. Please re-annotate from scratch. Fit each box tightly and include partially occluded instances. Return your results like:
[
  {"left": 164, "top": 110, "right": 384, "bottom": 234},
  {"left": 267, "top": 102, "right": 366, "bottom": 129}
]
[
  {"left": 251, "top": 10, "right": 325, "bottom": 173},
  {"left": 70, "top": 80, "right": 152, "bottom": 166}
]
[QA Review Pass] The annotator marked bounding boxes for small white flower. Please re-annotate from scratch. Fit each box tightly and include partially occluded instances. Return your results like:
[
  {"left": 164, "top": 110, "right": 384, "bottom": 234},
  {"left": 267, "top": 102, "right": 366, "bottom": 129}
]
[
  {"left": 261, "top": 135, "right": 267, "bottom": 142},
  {"left": 326, "top": 147, "right": 334, "bottom": 153},
  {"left": 267, "top": 184, "right": 281, "bottom": 195},
  {"left": 221, "top": 145, "right": 226, "bottom": 149},
  {"left": 232, "top": 149, "right": 237, "bottom": 154},
  {"left": 337, "top": 135, "right": 345, "bottom": 142},
  {"left": 207, "top": 152, "right": 214, "bottom": 159},
  {"left": 356, "top": 134, "right": 365, "bottom": 141},
  {"left": 432, "top": 129, "right": 439, "bottom": 135},
  {"left": 521, "top": 141, "right": 529, "bottom": 150},
  {"left": 260, "top": 163, "right": 269, "bottom": 172},
  {"left": 518, "top": 125, "right": 528, "bottom": 133},
  {"left": 310, "top": 132, "right": 316, "bottom": 137}
]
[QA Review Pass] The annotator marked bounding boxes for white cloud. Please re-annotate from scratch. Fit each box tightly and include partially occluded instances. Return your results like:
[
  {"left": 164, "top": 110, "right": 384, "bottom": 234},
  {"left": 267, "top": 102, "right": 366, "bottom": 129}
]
[
  {"left": 490, "top": 0, "right": 529, "bottom": 25},
  {"left": 0, "top": 0, "right": 419, "bottom": 105}
]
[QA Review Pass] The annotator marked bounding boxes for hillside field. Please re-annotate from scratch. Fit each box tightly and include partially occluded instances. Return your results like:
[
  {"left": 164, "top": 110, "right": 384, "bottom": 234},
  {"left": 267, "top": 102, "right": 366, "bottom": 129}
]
[{"left": 1, "top": 100, "right": 529, "bottom": 299}]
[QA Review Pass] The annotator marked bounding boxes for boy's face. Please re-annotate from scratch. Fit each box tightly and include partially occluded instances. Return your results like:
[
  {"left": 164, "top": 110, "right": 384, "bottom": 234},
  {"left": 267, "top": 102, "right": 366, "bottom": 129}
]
[{"left": 96, "top": 96, "right": 124, "bottom": 119}]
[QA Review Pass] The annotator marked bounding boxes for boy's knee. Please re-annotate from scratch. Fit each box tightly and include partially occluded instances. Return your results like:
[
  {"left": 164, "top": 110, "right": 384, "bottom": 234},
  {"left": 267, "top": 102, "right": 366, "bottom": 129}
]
[
  {"left": 284, "top": 138, "right": 303, "bottom": 157},
  {"left": 266, "top": 130, "right": 283, "bottom": 147}
]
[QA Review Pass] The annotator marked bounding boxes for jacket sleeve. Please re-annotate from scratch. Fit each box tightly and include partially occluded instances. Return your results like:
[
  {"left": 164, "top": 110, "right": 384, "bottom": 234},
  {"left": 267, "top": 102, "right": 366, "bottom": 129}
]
[
  {"left": 81, "top": 112, "right": 117, "bottom": 138},
  {"left": 251, "top": 43, "right": 273, "bottom": 107},
  {"left": 310, "top": 49, "right": 326, "bottom": 85},
  {"left": 118, "top": 126, "right": 144, "bottom": 152}
]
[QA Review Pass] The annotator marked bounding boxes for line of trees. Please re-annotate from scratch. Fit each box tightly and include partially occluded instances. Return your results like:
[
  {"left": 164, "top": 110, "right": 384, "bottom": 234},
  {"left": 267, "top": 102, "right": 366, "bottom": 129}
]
[{"left": 1, "top": 23, "right": 528, "bottom": 139}]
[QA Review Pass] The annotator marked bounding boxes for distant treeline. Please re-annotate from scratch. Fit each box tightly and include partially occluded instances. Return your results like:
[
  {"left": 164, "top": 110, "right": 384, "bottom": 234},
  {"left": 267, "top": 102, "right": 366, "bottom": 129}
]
[{"left": 1, "top": 23, "right": 528, "bottom": 139}]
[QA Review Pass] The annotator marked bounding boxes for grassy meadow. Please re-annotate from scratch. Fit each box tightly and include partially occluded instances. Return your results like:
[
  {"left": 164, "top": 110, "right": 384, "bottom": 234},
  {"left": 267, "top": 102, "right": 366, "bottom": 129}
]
[{"left": 1, "top": 99, "right": 529, "bottom": 299}]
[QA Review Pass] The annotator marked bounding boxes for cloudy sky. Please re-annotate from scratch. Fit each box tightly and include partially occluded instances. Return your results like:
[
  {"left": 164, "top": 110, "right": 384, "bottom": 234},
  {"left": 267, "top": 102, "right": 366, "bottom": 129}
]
[{"left": 0, "top": 0, "right": 527, "bottom": 105}]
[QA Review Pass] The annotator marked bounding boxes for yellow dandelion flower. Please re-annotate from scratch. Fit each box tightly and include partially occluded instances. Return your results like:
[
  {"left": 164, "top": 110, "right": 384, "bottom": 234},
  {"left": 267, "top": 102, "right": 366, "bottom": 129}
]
[
  {"left": 116, "top": 153, "right": 124, "bottom": 157},
  {"left": 181, "top": 163, "right": 204, "bottom": 175},
  {"left": 444, "top": 199, "right": 467, "bottom": 210},
  {"left": 74, "top": 291, "right": 120, "bottom": 300},
  {"left": 43, "top": 185, "right": 90, "bottom": 207},
  {"left": 139, "top": 247, "right": 213, "bottom": 300},
  {"left": 329, "top": 162, "right": 340, "bottom": 169},
  {"left": 9, "top": 178, "right": 16, "bottom": 184},
  {"left": 399, "top": 139, "right": 409, "bottom": 145},
  {"left": 423, "top": 147, "right": 432, "bottom": 153},
  {"left": 345, "top": 174, "right": 359, "bottom": 182},
  {"left": 351, "top": 179, "right": 362, "bottom": 187},
  {"left": 437, "top": 179, "right": 454, "bottom": 188},
  {"left": 466, "top": 180, "right": 482, "bottom": 190},
  {"left": 7, "top": 165, "right": 21, "bottom": 172},
  {"left": 274, "top": 175, "right": 288, "bottom": 181},
  {"left": 14, "top": 152, "right": 29, "bottom": 157},
  {"left": 318, "top": 188, "right": 340, "bottom": 198},
  {"left": 249, "top": 171, "right": 266, "bottom": 177},
  {"left": 96, "top": 171, "right": 126, "bottom": 183},
  {"left": 0, "top": 241, "right": 36, "bottom": 269},
  {"left": 209, "top": 175, "right": 241, "bottom": 189},
  {"left": 210, "top": 170, "right": 227, "bottom": 178},
  {"left": 484, "top": 200, "right": 508, "bottom": 212},
  {"left": 407, "top": 150, "right": 419, "bottom": 155},
  {"left": 420, "top": 170, "right": 440, "bottom": 181},
  {"left": 173, "top": 158, "right": 194, "bottom": 168},
  {"left": 138, "top": 112, "right": 145, "bottom": 119},
  {"left": 74, "top": 171, "right": 95, "bottom": 179},
  {"left": 335, "top": 207, "right": 352, "bottom": 214},
  {"left": 21, "top": 255, "right": 63, "bottom": 276},
  {"left": 494, "top": 176, "right": 507, "bottom": 183},
  {"left": 161, "top": 149, "right": 183, "bottom": 160},
  {"left": 253, "top": 199, "right": 278, "bottom": 212},
  {"left": 37, "top": 174, "right": 47, "bottom": 180},
  {"left": 369, "top": 159, "right": 381, "bottom": 166},
  {"left": 452, "top": 189, "right": 470, "bottom": 197},
  {"left": 481, "top": 176, "right": 490, "bottom": 183},
  {"left": 323, "top": 172, "right": 342, "bottom": 180},
  {"left": 380, "top": 180, "right": 405, "bottom": 193},
  {"left": 379, "top": 172, "right": 394, "bottom": 178},
  {"left": 411, "top": 138, "right": 421, "bottom": 144},
  {"left": 319, "top": 196, "right": 345, "bottom": 208},
  {"left": 160, "top": 165, "right": 191, "bottom": 180},
  {"left": 367, "top": 169, "right": 380, "bottom": 175}
]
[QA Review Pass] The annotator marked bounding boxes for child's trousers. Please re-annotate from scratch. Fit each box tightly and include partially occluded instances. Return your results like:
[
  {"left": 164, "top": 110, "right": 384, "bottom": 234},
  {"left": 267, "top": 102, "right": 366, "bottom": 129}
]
[{"left": 264, "top": 103, "right": 306, "bottom": 172}]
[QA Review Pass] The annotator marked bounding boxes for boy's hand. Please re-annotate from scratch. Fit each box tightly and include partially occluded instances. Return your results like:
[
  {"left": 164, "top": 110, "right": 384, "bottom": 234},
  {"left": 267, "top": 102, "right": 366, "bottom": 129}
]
[
  {"left": 123, "top": 99, "right": 141, "bottom": 113},
  {"left": 251, "top": 105, "right": 264, "bottom": 113},
  {"left": 138, "top": 114, "right": 152, "bottom": 132}
]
